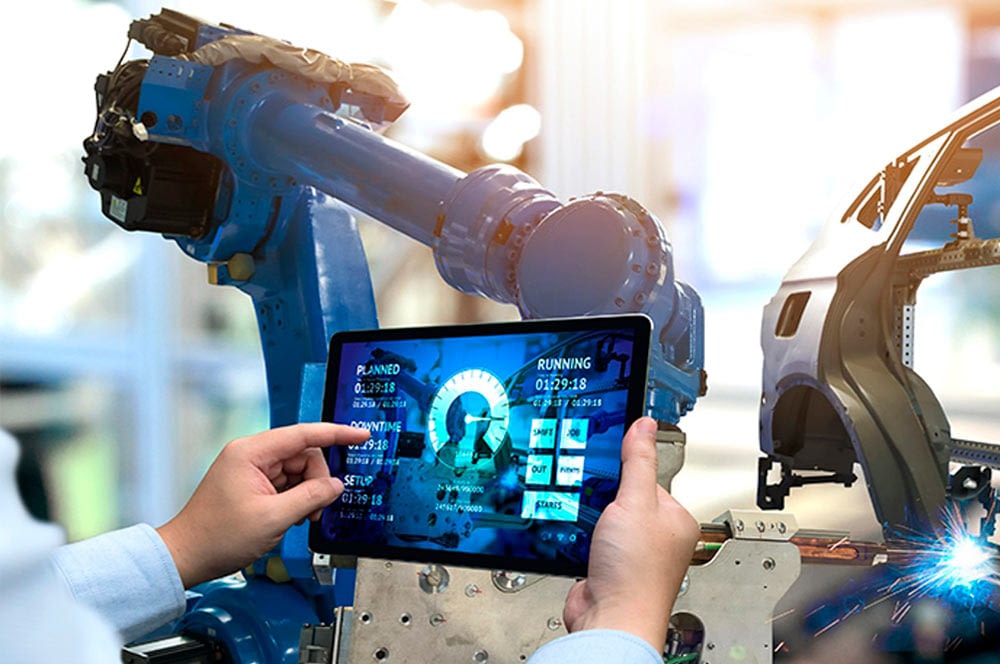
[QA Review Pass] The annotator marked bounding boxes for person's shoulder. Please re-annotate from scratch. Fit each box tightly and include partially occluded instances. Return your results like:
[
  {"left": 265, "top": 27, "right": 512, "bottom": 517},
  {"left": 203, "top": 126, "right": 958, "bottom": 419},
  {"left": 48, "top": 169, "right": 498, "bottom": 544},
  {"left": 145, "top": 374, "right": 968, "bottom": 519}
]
[{"left": 0, "top": 428, "right": 64, "bottom": 554}]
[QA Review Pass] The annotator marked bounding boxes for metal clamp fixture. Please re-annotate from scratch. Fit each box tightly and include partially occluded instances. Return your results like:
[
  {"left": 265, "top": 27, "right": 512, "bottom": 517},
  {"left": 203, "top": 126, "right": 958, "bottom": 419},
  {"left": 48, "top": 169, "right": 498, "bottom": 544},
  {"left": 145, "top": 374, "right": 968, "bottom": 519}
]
[{"left": 718, "top": 509, "right": 798, "bottom": 541}]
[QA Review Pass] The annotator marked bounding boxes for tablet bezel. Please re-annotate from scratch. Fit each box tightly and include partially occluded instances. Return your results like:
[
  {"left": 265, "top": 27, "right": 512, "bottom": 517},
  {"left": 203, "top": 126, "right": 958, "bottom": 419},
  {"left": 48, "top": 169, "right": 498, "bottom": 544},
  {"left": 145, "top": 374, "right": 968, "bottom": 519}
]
[{"left": 309, "top": 314, "right": 652, "bottom": 577}]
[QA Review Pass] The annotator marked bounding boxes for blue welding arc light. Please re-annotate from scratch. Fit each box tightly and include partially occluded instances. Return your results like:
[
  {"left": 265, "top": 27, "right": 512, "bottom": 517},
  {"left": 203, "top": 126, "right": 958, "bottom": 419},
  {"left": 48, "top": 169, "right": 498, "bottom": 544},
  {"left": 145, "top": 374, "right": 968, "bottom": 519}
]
[{"left": 944, "top": 537, "right": 995, "bottom": 586}]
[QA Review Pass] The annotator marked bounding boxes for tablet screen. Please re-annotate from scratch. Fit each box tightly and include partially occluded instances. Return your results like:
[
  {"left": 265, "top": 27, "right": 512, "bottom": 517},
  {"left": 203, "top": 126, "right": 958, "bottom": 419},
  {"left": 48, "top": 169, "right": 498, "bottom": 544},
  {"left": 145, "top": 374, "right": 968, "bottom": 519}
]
[{"left": 310, "top": 314, "right": 651, "bottom": 577}]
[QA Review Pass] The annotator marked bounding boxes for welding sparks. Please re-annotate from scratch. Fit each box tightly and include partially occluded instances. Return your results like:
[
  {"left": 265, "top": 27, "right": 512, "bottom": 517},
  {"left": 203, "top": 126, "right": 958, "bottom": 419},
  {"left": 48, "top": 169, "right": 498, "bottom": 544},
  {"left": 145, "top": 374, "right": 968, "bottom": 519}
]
[
  {"left": 883, "top": 503, "right": 1000, "bottom": 609},
  {"left": 806, "top": 496, "right": 1000, "bottom": 644},
  {"left": 766, "top": 608, "right": 797, "bottom": 625},
  {"left": 890, "top": 600, "right": 912, "bottom": 624}
]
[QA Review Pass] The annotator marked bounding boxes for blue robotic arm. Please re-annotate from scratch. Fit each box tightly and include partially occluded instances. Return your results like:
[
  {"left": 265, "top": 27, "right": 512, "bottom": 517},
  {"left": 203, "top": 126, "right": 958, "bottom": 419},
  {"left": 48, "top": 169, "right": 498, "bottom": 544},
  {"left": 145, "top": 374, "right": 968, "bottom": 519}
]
[
  {"left": 85, "top": 8, "right": 706, "bottom": 663},
  {"left": 85, "top": 9, "right": 704, "bottom": 429}
]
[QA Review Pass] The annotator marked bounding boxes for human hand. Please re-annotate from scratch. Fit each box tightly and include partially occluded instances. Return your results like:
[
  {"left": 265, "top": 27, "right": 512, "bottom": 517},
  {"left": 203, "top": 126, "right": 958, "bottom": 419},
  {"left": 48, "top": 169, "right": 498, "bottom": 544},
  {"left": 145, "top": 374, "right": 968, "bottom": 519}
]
[
  {"left": 157, "top": 422, "right": 370, "bottom": 588},
  {"left": 562, "top": 417, "right": 700, "bottom": 652}
]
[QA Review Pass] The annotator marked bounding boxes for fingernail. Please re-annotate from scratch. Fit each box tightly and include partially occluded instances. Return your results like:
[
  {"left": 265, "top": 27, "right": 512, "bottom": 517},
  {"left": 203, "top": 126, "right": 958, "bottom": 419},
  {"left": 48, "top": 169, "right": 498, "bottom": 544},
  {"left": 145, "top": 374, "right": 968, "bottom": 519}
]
[{"left": 635, "top": 417, "right": 656, "bottom": 436}]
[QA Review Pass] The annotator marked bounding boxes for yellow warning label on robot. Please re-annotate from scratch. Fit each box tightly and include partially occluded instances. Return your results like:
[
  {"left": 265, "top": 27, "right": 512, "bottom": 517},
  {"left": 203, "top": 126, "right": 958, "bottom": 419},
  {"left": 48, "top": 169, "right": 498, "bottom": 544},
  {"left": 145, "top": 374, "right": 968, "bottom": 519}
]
[{"left": 132, "top": 177, "right": 143, "bottom": 195}]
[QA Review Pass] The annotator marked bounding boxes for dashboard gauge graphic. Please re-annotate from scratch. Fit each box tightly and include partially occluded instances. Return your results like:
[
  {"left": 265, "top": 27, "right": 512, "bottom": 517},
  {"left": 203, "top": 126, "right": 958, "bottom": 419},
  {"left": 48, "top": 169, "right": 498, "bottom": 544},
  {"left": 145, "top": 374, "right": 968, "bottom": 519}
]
[{"left": 427, "top": 368, "right": 510, "bottom": 470}]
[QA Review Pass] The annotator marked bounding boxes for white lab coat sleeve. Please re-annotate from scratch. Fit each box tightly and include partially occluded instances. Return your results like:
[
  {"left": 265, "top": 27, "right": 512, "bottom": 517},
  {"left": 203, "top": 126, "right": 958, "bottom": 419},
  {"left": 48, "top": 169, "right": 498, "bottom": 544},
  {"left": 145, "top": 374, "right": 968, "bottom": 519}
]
[
  {"left": 51, "top": 521, "right": 187, "bottom": 643},
  {"left": 0, "top": 430, "right": 122, "bottom": 663},
  {"left": 526, "top": 629, "right": 664, "bottom": 664}
]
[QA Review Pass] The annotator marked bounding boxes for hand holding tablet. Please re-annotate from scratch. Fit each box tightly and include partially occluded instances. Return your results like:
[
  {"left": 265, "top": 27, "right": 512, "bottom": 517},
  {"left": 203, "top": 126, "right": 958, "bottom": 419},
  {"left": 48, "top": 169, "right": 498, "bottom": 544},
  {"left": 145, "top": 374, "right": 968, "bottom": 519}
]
[{"left": 310, "top": 314, "right": 652, "bottom": 577}]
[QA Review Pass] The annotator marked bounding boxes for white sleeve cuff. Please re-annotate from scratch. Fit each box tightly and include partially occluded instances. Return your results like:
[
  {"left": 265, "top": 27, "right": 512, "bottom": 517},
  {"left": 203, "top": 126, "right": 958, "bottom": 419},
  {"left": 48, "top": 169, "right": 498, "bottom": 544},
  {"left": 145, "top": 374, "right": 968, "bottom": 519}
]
[
  {"left": 51, "top": 523, "right": 186, "bottom": 643},
  {"left": 527, "top": 629, "right": 663, "bottom": 664}
]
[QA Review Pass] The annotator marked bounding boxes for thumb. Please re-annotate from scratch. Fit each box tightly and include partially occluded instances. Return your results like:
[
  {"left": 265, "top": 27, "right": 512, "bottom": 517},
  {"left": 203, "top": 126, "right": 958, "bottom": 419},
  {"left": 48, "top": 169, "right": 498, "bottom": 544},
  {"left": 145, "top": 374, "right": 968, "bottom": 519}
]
[
  {"left": 269, "top": 476, "right": 342, "bottom": 527},
  {"left": 617, "top": 417, "right": 659, "bottom": 509},
  {"left": 563, "top": 579, "right": 589, "bottom": 630}
]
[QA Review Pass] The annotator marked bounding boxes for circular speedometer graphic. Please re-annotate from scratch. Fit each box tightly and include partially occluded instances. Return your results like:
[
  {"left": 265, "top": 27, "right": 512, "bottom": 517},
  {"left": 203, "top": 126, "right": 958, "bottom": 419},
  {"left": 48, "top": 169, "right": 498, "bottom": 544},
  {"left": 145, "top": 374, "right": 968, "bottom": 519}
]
[{"left": 427, "top": 368, "right": 510, "bottom": 470}]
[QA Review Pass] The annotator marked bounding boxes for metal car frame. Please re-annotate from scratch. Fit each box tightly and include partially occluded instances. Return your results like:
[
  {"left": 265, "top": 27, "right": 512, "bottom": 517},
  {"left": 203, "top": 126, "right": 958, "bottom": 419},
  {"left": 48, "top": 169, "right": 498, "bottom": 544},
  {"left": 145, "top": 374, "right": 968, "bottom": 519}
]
[{"left": 758, "top": 84, "right": 1000, "bottom": 533}]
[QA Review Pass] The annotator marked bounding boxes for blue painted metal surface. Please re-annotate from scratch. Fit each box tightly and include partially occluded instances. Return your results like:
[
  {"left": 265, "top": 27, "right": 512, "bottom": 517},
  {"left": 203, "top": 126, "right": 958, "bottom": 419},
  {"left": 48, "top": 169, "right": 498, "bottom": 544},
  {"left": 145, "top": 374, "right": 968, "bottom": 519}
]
[
  {"left": 209, "top": 191, "right": 378, "bottom": 427},
  {"left": 177, "top": 576, "right": 318, "bottom": 664}
]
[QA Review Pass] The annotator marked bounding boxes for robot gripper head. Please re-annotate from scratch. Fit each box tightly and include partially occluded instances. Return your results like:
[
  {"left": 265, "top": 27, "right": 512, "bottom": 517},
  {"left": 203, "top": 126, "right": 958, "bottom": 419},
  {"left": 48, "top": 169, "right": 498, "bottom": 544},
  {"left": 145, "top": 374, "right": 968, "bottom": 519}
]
[{"left": 82, "top": 61, "right": 224, "bottom": 239}]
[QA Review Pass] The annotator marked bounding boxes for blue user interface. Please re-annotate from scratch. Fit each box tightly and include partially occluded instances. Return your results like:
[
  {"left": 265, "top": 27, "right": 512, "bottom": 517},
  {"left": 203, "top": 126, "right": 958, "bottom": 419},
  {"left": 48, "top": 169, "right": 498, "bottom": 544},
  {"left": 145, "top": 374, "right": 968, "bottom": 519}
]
[{"left": 314, "top": 316, "right": 650, "bottom": 576}]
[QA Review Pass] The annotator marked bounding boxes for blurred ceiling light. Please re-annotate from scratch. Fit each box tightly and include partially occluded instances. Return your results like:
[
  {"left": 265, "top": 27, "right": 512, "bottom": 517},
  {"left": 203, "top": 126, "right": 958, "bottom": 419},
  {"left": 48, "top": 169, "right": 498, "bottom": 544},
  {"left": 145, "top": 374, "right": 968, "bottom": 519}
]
[
  {"left": 382, "top": 1, "right": 524, "bottom": 115},
  {"left": 481, "top": 103, "right": 541, "bottom": 161},
  {"left": 0, "top": 0, "right": 130, "bottom": 159}
]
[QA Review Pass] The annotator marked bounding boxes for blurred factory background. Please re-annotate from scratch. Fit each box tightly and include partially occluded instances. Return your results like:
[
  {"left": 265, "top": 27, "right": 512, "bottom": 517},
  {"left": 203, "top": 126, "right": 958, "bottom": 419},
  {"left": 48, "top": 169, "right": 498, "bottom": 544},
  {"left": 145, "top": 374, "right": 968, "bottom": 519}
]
[{"left": 1, "top": 1, "right": 999, "bottom": 660}]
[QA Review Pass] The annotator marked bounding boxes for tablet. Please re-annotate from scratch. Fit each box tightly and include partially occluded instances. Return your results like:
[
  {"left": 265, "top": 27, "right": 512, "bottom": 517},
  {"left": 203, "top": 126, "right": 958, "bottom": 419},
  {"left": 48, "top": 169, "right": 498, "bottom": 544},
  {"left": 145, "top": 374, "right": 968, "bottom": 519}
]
[{"left": 310, "top": 314, "right": 652, "bottom": 577}]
